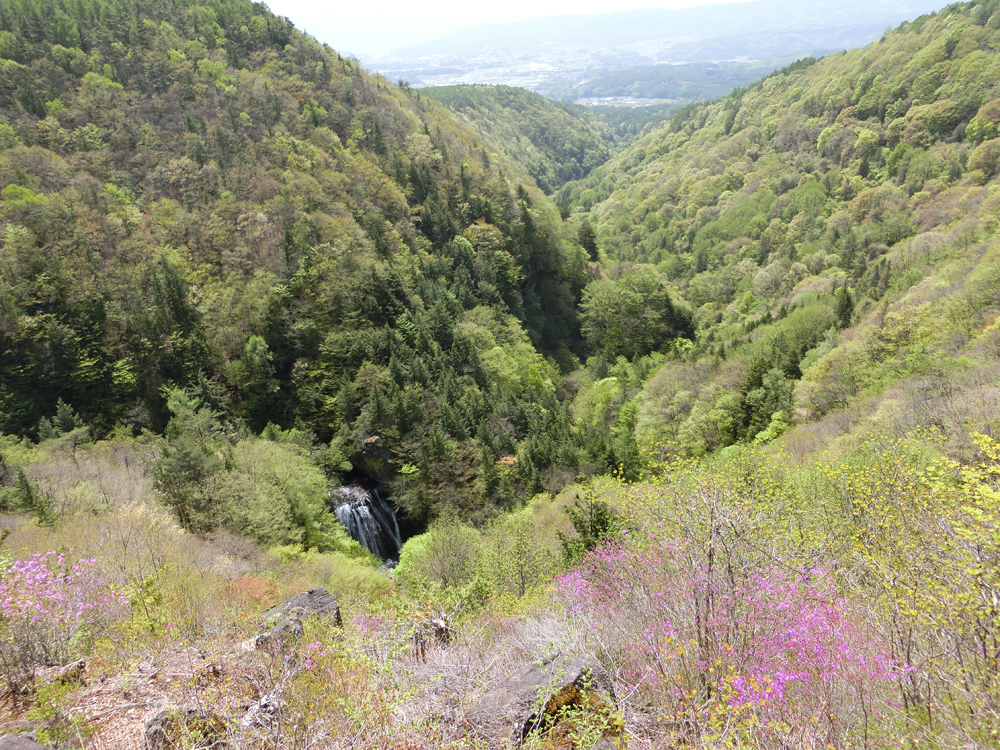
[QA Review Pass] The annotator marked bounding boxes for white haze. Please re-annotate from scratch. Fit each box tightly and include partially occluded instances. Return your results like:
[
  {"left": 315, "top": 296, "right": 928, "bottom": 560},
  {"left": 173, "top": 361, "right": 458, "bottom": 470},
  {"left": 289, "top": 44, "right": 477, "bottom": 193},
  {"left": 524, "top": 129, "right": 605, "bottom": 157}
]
[{"left": 263, "top": 0, "right": 760, "bottom": 56}]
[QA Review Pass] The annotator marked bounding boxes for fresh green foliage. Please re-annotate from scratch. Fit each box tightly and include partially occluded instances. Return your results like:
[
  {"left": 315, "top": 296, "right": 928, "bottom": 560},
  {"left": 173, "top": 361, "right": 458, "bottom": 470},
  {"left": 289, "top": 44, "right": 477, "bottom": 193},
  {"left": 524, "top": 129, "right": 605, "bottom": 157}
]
[
  {"left": 559, "top": 0, "right": 1000, "bottom": 460},
  {"left": 395, "top": 509, "right": 481, "bottom": 590},
  {"left": 558, "top": 489, "right": 621, "bottom": 562},
  {"left": 422, "top": 85, "right": 614, "bottom": 193},
  {"left": 0, "top": 0, "right": 593, "bottom": 524},
  {"left": 578, "top": 264, "right": 694, "bottom": 359},
  {"left": 37, "top": 398, "right": 85, "bottom": 441},
  {"left": 152, "top": 387, "right": 365, "bottom": 551},
  {"left": 5, "top": 0, "right": 1000, "bottom": 569}
]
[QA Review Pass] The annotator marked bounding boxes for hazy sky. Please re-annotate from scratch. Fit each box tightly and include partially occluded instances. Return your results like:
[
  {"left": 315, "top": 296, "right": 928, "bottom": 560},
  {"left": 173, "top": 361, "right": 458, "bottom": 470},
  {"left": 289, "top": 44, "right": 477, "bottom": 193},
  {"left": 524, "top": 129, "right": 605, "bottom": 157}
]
[{"left": 264, "top": 0, "right": 760, "bottom": 57}]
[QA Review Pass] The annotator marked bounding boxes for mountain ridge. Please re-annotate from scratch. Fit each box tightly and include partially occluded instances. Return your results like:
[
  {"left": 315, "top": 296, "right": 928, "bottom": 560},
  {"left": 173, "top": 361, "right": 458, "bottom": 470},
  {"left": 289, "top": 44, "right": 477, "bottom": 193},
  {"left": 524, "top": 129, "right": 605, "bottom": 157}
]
[
  {"left": 0, "top": 0, "right": 590, "bottom": 528},
  {"left": 381, "top": 0, "right": 943, "bottom": 59},
  {"left": 556, "top": 0, "right": 1000, "bottom": 459},
  {"left": 366, "top": 0, "right": 944, "bottom": 104}
]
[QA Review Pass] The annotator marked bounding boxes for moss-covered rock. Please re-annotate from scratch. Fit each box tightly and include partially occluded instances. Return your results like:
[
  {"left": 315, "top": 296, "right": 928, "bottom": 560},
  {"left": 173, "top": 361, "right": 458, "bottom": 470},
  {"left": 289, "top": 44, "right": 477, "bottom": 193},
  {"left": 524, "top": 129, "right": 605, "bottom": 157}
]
[{"left": 465, "top": 655, "right": 621, "bottom": 747}]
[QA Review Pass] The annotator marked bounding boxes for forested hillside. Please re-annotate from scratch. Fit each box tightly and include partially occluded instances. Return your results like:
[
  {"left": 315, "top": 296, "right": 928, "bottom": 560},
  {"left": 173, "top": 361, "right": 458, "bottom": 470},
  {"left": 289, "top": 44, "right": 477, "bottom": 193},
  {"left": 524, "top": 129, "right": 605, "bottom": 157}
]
[
  {"left": 421, "top": 85, "right": 614, "bottom": 194},
  {"left": 7, "top": 2, "right": 1000, "bottom": 749},
  {"left": 5, "top": 0, "right": 1000, "bottom": 539},
  {"left": 561, "top": 3, "right": 1000, "bottom": 460},
  {"left": 4, "top": 0, "right": 1000, "bottom": 537},
  {"left": 0, "top": 0, "right": 598, "bottom": 529}
]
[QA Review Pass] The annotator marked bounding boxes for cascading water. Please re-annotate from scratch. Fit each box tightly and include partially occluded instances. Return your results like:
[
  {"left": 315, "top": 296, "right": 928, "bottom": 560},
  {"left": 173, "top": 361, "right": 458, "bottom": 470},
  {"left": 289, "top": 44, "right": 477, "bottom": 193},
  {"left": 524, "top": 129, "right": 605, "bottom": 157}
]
[{"left": 333, "top": 485, "right": 402, "bottom": 562}]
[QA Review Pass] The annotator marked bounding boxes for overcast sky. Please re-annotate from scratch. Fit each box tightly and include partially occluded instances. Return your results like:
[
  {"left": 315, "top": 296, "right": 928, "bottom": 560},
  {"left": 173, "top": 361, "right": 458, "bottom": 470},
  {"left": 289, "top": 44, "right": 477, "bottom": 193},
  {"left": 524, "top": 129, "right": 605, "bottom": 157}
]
[{"left": 264, "top": 0, "right": 760, "bottom": 57}]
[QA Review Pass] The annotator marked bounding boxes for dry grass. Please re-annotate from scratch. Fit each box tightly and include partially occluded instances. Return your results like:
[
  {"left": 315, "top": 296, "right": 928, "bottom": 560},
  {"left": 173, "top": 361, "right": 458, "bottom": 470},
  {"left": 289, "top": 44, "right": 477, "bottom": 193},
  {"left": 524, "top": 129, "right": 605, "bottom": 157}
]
[
  {"left": 0, "top": 554, "right": 629, "bottom": 750},
  {"left": 1, "top": 459, "right": 618, "bottom": 750},
  {"left": 26, "top": 437, "right": 159, "bottom": 518}
]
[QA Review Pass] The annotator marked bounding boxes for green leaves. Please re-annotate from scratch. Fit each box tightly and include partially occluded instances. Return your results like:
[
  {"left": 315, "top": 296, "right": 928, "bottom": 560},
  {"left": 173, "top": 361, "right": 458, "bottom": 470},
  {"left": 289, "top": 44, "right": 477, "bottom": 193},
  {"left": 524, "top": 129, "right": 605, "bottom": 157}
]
[
  {"left": 579, "top": 267, "right": 693, "bottom": 360},
  {"left": 230, "top": 336, "right": 279, "bottom": 432},
  {"left": 1, "top": 185, "right": 46, "bottom": 205},
  {"left": 422, "top": 85, "right": 613, "bottom": 195},
  {"left": 560, "top": 490, "right": 622, "bottom": 562}
]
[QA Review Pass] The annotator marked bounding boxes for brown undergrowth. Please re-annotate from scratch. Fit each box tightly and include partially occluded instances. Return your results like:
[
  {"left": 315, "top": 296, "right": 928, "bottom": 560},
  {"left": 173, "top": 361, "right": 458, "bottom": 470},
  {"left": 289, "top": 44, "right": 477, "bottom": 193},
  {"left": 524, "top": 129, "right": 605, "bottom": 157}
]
[
  {"left": 0, "top": 500, "right": 640, "bottom": 749},
  {"left": 0, "top": 593, "right": 632, "bottom": 749}
]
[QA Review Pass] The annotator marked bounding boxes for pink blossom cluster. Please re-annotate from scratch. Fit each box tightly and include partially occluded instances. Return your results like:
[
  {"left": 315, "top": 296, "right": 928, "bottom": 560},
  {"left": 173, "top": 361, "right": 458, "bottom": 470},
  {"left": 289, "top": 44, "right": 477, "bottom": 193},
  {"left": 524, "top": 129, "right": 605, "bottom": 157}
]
[
  {"left": 303, "top": 639, "right": 333, "bottom": 669},
  {"left": 556, "top": 534, "right": 905, "bottom": 740},
  {"left": 718, "top": 567, "right": 899, "bottom": 708},
  {"left": 0, "top": 551, "right": 127, "bottom": 627},
  {"left": 350, "top": 611, "right": 387, "bottom": 635}
]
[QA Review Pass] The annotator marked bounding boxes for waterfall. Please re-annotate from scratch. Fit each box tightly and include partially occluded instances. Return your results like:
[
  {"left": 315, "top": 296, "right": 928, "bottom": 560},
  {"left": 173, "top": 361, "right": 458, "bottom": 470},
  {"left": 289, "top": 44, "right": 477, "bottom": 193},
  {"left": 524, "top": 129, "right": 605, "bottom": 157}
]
[{"left": 333, "top": 485, "right": 402, "bottom": 562}]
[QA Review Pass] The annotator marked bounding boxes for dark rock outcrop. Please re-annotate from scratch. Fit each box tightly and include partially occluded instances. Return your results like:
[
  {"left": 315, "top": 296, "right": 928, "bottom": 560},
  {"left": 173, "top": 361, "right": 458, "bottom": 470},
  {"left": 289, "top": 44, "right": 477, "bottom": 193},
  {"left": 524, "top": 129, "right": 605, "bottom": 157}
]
[
  {"left": 355, "top": 436, "right": 392, "bottom": 482},
  {"left": 254, "top": 588, "right": 343, "bottom": 650},
  {"left": 465, "top": 654, "right": 622, "bottom": 747},
  {"left": 143, "top": 708, "right": 228, "bottom": 750},
  {"left": 36, "top": 658, "right": 86, "bottom": 687},
  {"left": 265, "top": 588, "right": 344, "bottom": 620}
]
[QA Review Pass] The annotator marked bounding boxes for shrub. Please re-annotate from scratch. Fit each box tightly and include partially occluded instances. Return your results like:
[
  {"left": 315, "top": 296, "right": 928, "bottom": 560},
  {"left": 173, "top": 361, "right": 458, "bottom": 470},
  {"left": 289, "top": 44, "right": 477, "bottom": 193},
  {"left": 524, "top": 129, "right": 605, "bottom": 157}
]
[
  {"left": 0, "top": 551, "right": 127, "bottom": 697},
  {"left": 558, "top": 536, "right": 904, "bottom": 747},
  {"left": 559, "top": 490, "right": 621, "bottom": 562},
  {"left": 968, "top": 137, "right": 1000, "bottom": 178},
  {"left": 395, "top": 511, "right": 482, "bottom": 590},
  {"left": 479, "top": 507, "right": 555, "bottom": 600},
  {"left": 244, "top": 621, "right": 403, "bottom": 749}
]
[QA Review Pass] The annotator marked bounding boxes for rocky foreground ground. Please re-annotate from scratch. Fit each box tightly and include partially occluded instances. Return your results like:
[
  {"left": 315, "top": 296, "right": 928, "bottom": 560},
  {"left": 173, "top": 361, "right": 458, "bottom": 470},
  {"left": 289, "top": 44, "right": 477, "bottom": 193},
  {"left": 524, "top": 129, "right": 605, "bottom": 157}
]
[{"left": 0, "top": 588, "right": 634, "bottom": 750}]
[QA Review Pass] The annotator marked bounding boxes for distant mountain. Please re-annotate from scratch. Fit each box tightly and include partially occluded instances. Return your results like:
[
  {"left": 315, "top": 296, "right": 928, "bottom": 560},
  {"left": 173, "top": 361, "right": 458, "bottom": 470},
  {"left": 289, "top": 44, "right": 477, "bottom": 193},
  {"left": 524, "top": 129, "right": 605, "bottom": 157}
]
[
  {"left": 365, "top": 0, "right": 946, "bottom": 102},
  {"left": 540, "top": 57, "right": 805, "bottom": 104},
  {"left": 386, "top": 0, "right": 936, "bottom": 61}
]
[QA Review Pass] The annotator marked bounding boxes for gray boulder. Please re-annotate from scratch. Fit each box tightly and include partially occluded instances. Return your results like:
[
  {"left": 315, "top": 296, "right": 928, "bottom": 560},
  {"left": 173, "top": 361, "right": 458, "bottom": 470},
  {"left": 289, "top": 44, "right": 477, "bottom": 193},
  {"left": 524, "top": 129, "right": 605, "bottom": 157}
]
[
  {"left": 240, "top": 686, "right": 284, "bottom": 730},
  {"left": 263, "top": 588, "right": 343, "bottom": 621},
  {"left": 253, "top": 614, "right": 303, "bottom": 651},
  {"left": 0, "top": 735, "right": 45, "bottom": 750},
  {"left": 254, "top": 588, "right": 342, "bottom": 650}
]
